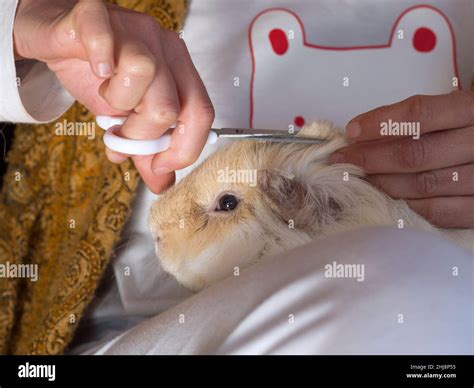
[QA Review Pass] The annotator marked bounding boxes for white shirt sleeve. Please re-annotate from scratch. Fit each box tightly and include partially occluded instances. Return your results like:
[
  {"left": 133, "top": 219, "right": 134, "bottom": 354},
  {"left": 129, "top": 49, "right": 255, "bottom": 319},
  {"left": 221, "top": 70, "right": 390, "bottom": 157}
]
[{"left": 0, "top": 0, "right": 75, "bottom": 123}]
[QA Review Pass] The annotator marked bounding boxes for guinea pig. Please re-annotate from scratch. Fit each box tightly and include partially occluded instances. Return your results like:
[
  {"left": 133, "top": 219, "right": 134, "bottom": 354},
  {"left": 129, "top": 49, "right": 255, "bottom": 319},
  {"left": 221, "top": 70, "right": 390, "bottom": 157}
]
[{"left": 149, "top": 121, "right": 473, "bottom": 291}]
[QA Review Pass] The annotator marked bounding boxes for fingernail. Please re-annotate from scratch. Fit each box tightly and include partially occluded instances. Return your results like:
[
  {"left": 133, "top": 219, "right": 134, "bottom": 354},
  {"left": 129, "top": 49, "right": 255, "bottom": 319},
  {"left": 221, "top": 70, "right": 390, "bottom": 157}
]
[
  {"left": 346, "top": 121, "right": 361, "bottom": 138},
  {"left": 98, "top": 62, "right": 112, "bottom": 78},
  {"left": 329, "top": 152, "right": 345, "bottom": 164},
  {"left": 107, "top": 153, "right": 128, "bottom": 164},
  {"left": 153, "top": 166, "right": 172, "bottom": 175}
]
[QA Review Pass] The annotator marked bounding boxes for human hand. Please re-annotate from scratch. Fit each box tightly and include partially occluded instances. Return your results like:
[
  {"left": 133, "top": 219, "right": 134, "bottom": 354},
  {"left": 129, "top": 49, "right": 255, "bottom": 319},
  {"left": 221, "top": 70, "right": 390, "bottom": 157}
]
[
  {"left": 13, "top": 0, "right": 214, "bottom": 193},
  {"left": 330, "top": 91, "right": 474, "bottom": 228}
]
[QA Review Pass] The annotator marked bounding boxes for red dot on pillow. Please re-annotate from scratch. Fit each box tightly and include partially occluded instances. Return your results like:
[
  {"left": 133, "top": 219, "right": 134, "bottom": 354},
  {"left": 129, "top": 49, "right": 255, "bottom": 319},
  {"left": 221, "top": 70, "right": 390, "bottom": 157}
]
[
  {"left": 294, "top": 116, "right": 305, "bottom": 127},
  {"left": 413, "top": 27, "right": 436, "bottom": 52},
  {"left": 269, "top": 29, "right": 289, "bottom": 55}
]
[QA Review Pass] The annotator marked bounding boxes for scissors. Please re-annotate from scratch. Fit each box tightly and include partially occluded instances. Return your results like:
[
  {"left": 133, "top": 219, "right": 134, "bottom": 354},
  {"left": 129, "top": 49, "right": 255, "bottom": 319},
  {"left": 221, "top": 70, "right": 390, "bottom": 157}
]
[{"left": 96, "top": 115, "right": 326, "bottom": 156}]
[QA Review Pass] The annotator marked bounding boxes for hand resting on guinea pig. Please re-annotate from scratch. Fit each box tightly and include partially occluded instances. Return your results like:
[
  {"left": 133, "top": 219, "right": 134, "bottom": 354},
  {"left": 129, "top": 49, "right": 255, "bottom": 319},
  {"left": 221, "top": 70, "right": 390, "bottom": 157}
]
[{"left": 149, "top": 121, "right": 473, "bottom": 291}]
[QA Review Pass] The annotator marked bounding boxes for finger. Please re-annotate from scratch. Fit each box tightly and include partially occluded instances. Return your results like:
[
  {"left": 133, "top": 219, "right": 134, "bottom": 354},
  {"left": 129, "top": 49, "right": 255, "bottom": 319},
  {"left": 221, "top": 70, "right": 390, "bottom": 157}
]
[
  {"left": 105, "top": 147, "right": 129, "bottom": 164},
  {"left": 151, "top": 30, "right": 214, "bottom": 174},
  {"left": 368, "top": 164, "right": 474, "bottom": 199},
  {"left": 406, "top": 197, "right": 474, "bottom": 228},
  {"left": 99, "top": 39, "right": 157, "bottom": 112},
  {"left": 113, "top": 30, "right": 181, "bottom": 138},
  {"left": 131, "top": 155, "right": 176, "bottom": 194},
  {"left": 330, "top": 126, "right": 474, "bottom": 174},
  {"left": 73, "top": 0, "right": 115, "bottom": 78},
  {"left": 346, "top": 91, "right": 474, "bottom": 141}
]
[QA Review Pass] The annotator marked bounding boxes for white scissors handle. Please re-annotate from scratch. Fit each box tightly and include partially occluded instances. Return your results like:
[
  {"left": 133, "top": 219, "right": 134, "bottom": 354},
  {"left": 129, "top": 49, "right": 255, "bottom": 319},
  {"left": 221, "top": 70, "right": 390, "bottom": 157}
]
[{"left": 96, "top": 115, "right": 218, "bottom": 155}]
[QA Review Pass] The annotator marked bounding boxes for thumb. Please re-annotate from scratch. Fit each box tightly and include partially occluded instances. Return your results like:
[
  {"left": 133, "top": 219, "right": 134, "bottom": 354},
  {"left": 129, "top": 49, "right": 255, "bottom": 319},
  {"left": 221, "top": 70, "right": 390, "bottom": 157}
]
[{"left": 61, "top": 0, "right": 115, "bottom": 78}]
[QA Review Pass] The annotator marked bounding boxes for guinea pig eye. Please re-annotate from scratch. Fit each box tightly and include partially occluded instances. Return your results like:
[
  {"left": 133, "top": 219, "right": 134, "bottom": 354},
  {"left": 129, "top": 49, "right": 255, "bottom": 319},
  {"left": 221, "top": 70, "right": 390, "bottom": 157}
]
[{"left": 216, "top": 194, "right": 239, "bottom": 212}]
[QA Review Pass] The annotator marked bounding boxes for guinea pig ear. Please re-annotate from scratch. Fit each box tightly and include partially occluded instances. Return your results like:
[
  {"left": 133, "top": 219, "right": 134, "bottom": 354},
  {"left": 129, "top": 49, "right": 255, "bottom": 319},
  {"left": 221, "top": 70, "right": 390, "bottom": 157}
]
[
  {"left": 258, "top": 169, "right": 310, "bottom": 228},
  {"left": 258, "top": 169, "right": 344, "bottom": 229}
]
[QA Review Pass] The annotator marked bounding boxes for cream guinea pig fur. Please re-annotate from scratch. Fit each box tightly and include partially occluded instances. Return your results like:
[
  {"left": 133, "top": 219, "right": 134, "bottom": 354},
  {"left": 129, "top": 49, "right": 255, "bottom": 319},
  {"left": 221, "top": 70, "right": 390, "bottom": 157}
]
[{"left": 149, "top": 121, "right": 473, "bottom": 291}]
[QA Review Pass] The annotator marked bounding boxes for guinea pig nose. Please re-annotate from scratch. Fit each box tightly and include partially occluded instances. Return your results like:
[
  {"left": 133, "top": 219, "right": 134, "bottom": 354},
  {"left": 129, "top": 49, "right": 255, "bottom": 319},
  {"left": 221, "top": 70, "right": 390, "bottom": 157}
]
[
  {"left": 154, "top": 230, "right": 163, "bottom": 244},
  {"left": 155, "top": 232, "right": 163, "bottom": 243}
]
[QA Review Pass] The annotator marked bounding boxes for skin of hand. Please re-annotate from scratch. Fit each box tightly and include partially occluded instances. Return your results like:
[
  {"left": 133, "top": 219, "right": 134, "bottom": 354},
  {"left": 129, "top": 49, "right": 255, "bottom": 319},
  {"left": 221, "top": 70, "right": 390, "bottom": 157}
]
[
  {"left": 329, "top": 91, "right": 474, "bottom": 228},
  {"left": 13, "top": 0, "right": 215, "bottom": 193}
]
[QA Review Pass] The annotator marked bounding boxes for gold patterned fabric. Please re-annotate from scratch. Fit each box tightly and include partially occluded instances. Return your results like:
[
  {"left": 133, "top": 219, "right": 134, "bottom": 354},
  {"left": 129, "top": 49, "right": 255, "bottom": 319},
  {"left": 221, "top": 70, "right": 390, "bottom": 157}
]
[{"left": 0, "top": 0, "right": 187, "bottom": 355}]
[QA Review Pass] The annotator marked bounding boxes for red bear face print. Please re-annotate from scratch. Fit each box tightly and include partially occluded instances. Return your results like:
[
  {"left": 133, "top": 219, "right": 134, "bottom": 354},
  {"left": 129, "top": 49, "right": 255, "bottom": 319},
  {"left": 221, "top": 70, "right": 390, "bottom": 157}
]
[{"left": 249, "top": 5, "right": 460, "bottom": 129}]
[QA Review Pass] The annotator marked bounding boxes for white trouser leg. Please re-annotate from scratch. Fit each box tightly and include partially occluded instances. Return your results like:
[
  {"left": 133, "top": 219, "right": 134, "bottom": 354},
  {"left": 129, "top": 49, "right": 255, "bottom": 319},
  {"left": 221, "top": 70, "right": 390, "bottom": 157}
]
[{"left": 92, "top": 227, "right": 473, "bottom": 355}]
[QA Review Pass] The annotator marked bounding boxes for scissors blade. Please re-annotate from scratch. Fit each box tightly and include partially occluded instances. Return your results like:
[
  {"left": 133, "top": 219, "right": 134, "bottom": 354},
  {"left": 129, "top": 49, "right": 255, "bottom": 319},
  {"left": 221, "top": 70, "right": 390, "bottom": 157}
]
[{"left": 212, "top": 128, "right": 327, "bottom": 144}]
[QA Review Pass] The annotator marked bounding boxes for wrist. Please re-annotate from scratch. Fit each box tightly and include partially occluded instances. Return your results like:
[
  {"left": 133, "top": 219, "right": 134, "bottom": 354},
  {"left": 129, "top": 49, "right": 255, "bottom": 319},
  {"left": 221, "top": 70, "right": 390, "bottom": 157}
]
[{"left": 13, "top": 0, "right": 35, "bottom": 60}]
